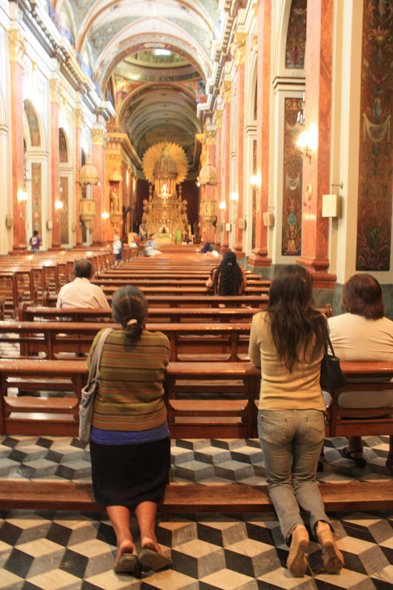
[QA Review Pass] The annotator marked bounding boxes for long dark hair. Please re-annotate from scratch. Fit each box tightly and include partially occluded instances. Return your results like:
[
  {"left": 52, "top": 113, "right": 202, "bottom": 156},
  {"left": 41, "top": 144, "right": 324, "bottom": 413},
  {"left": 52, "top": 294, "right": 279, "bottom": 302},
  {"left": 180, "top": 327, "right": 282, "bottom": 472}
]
[
  {"left": 343, "top": 273, "right": 384, "bottom": 320},
  {"left": 112, "top": 286, "right": 148, "bottom": 340},
  {"left": 267, "top": 265, "right": 329, "bottom": 371},
  {"left": 213, "top": 251, "right": 244, "bottom": 295}
]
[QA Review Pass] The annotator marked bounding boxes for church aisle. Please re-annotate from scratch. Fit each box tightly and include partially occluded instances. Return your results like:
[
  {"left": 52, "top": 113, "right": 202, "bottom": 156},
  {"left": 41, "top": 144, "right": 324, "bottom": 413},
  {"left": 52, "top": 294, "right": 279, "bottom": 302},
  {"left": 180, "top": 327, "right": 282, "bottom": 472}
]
[{"left": 0, "top": 507, "right": 392, "bottom": 590}]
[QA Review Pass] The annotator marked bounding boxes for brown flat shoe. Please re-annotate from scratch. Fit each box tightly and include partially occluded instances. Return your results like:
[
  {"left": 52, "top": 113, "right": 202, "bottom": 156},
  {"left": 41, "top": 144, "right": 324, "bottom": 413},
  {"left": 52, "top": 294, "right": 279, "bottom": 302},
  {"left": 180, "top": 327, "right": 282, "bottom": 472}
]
[
  {"left": 113, "top": 553, "right": 141, "bottom": 575},
  {"left": 318, "top": 529, "right": 344, "bottom": 574},
  {"left": 138, "top": 548, "right": 173, "bottom": 571},
  {"left": 287, "top": 528, "right": 309, "bottom": 577}
]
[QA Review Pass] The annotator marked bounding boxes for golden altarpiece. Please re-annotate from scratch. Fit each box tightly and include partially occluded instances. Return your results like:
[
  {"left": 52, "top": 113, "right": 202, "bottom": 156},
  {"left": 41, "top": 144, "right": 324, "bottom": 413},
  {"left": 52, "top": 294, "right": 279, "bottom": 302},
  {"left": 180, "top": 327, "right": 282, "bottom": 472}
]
[{"left": 141, "top": 143, "right": 189, "bottom": 241}]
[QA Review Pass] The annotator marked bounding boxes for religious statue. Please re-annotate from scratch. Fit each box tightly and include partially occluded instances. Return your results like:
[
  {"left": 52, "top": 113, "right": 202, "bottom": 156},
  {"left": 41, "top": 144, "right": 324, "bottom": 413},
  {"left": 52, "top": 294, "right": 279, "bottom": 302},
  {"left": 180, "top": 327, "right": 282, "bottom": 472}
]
[{"left": 110, "top": 188, "right": 119, "bottom": 214}]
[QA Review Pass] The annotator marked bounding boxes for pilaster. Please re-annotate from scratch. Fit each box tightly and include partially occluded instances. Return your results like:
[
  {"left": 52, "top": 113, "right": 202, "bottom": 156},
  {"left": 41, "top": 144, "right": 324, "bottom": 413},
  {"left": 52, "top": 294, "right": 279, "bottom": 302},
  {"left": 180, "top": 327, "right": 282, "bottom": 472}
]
[
  {"left": 92, "top": 125, "right": 107, "bottom": 245},
  {"left": 248, "top": 0, "right": 272, "bottom": 268},
  {"left": 234, "top": 50, "right": 246, "bottom": 259},
  {"left": 9, "top": 27, "right": 27, "bottom": 252},
  {"left": 221, "top": 88, "right": 231, "bottom": 253},
  {"left": 49, "top": 69, "right": 61, "bottom": 250},
  {"left": 75, "top": 109, "right": 84, "bottom": 246},
  {"left": 295, "top": 0, "right": 336, "bottom": 288}
]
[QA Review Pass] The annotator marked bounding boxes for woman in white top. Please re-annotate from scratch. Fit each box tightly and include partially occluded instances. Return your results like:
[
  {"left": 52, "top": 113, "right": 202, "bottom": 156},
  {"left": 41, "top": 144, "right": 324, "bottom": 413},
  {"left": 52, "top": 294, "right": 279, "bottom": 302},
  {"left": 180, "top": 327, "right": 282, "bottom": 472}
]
[{"left": 328, "top": 273, "right": 393, "bottom": 471}]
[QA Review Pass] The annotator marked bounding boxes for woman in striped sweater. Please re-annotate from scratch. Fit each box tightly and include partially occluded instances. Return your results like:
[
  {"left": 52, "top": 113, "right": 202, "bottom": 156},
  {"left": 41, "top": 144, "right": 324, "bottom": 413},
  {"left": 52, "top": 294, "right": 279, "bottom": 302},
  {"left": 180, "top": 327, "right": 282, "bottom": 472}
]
[{"left": 88, "top": 286, "right": 172, "bottom": 575}]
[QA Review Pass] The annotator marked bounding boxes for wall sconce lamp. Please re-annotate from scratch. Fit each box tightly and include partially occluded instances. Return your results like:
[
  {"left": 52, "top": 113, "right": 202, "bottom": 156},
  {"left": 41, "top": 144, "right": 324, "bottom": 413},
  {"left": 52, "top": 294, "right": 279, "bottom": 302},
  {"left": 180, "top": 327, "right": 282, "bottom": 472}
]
[
  {"left": 219, "top": 201, "right": 226, "bottom": 210},
  {"left": 55, "top": 200, "right": 63, "bottom": 210},
  {"left": 296, "top": 125, "right": 318, "bottom": 161},
  {"left": 250, "top": 174, "right": 261, "bottom": 190},
  {"left": 17, "top": 190, "right": 28, "bottom": 202},
  {"left": 102, "top": 211, "right": 110, "bottom": 219},
  {"left": 230, "top": 192, "right": 238, "bottom": 202}
]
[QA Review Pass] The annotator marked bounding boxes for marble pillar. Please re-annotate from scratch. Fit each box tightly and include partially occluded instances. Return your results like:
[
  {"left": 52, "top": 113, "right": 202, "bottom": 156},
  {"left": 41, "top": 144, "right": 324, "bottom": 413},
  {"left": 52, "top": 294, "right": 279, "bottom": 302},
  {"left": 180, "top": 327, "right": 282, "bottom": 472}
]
[
  {"left": 234, "top": 50, "right": 246, "bottom": 259},
  {"left": 295, "top": 0, "right": 336, "bottom": 288},
  {"left": 221, "top": 96, "right": 231, "bottom": 253},
  {"left": 92, "top": 127, "right": 107, "bottom": 245},
  {"left": 214, "top": 115, "right": 222, "bottom": 249},
  {"left": 75, "top": 110, "right": 83, "bottom": 246},
  {"left": 50, "top": 77, "right": 60, "bottom": 250},
  {"left": 9, "top": 29, "right": 26, "bottom": 252},
  {"left": 248, "top": 0, "right": 271, "bottom": 269}
]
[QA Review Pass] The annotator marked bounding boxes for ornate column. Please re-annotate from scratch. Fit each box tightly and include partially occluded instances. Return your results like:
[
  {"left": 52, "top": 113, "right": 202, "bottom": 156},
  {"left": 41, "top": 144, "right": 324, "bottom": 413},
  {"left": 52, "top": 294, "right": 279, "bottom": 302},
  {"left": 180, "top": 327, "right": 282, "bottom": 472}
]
[
  {"left": 92, "top": 123, "right": 107, "bottom": 245},
  {"left": 49, "top": 67, "right": 61, "bottom": 250},
  {"left": 214, "top": 109, "right": 223, "bottom": 249},
  {"left": 248, "top": 0, "right": 272, "bottom": 270},
  {"left": 221, "top": 82, "right": 231, "bottom": 253},
  {"left": 75, "top": 108, "right": 83, "bottom": 246},
  {"left": 296, "top": 0, "right": 336, "bottom": 288},
  {"left": 204, "top": 129, "right": 217, "bottom": 245},
  {"left": 233, "top": 33, "right": 246, "bottom": 259},
  {"left": 9, "top": 28, "right": 27, "bottom": 252}
]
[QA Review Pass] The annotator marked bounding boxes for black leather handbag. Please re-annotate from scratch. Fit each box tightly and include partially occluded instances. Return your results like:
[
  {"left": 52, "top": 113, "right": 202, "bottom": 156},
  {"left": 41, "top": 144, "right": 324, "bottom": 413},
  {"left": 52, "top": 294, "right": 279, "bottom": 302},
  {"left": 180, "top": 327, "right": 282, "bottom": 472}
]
[{"left": 320, "top": 336, "right": 347, "bottom": 391}]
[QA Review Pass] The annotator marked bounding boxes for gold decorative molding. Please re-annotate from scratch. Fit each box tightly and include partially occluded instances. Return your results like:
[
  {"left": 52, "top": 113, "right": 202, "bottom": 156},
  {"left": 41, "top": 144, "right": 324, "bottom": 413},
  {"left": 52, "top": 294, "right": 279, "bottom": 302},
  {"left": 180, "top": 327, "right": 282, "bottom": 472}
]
[
  {"left": 92, "top": 128, "right": 108, "bottom": 148},
  {"left": 205, "top": 130, "right": 216, "bottom": 146},
  {"left": 8, "top": 29, "right": 26, "bottom": 66},
  {"left": 50, "top": 78, "right": 61, "bottom": 105},
  {"left": 75, "top": 108, "right": 85, "bottom": 130},
  {"left": 220, "top": 81, "right": 231, "bottom": 104},
  {"left": 106, "top": 153, "right": 123, "bottom": 165},
  {"left": 232, "top": 32, "right": 246, "bottom": 66},
  {"left": 214, "top": 110, "right": 223, "bottom": 129}
]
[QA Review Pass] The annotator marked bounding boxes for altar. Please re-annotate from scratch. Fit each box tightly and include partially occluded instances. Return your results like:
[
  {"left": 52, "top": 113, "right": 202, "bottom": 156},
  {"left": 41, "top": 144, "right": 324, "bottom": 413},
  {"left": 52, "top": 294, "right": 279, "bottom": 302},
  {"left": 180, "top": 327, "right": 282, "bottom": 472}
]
[{"left": 141, "top": 142, "right": 190, "bottom": 241}]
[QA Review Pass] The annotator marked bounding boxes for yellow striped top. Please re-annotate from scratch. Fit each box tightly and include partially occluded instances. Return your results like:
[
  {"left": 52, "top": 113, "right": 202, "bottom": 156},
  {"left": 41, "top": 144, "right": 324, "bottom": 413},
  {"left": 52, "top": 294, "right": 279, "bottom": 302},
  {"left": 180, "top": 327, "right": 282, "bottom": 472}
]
[{"left": 88, "top": 329, "right": 170, "bottom": 431}]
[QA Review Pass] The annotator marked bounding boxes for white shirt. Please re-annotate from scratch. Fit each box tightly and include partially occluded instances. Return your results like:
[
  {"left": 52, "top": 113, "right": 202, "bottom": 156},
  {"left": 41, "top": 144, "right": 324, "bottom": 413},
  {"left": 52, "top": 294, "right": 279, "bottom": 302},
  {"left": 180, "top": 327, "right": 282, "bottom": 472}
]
[
  {"left": 56, "top": 277, "right": 110, "bottom": 309},
  {"left": 328, "top": 313, "right": 393, "bottom": 408}
]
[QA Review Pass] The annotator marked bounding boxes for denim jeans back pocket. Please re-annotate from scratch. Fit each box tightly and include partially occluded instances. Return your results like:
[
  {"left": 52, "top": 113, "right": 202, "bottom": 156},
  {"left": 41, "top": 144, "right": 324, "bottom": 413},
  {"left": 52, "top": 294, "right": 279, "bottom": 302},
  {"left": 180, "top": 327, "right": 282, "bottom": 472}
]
[
  {"left": 258, "top": 412, "right": 288, "bottom": 446},
  {"left": 304, "top": 415, "right": 325, "bottom": 445}
]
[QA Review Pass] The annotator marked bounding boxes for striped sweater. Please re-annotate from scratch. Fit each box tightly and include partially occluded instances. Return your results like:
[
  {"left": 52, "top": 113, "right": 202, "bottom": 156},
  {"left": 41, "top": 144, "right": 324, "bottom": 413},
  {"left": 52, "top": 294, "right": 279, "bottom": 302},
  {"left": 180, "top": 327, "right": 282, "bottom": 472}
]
[{"left": 88, "top": 329, "right": 170, "bottom": 431}]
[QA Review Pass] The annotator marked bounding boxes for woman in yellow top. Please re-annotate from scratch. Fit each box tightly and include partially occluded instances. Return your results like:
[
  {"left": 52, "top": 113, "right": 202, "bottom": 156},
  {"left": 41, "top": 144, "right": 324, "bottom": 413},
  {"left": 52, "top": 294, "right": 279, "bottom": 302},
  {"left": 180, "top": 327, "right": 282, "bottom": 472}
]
[{"left": 249, "top": 265, "right": 344, "bottom": 578}]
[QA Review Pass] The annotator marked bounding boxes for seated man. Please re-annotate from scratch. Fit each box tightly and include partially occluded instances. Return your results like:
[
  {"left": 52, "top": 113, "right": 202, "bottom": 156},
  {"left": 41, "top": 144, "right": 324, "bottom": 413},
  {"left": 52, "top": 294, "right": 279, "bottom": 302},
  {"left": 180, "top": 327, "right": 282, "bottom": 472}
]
[{"left": 57, "top": 259, "right": 110, "bottom": 309}]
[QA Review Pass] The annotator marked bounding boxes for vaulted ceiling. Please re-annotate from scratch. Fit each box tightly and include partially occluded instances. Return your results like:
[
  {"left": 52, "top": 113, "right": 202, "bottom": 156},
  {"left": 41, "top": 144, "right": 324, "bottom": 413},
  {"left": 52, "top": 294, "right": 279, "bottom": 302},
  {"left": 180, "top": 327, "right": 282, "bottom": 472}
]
[{"left": 56, "top": 0, "right": 222, "bottom": 169}]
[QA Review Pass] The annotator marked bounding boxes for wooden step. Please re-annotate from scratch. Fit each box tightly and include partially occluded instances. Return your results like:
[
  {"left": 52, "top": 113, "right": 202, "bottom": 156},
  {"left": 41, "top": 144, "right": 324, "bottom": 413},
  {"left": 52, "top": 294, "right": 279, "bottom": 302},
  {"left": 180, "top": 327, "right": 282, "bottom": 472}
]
[{"left": 1, "top": 480, "right": 392, "bottom": 512}]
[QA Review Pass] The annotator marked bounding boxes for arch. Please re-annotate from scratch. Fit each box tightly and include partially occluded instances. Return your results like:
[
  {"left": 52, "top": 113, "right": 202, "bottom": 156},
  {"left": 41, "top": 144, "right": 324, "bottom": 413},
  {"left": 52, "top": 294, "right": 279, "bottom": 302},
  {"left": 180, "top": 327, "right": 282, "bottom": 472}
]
[
  {"left": 275, "top": 0, "right": 307, "bottom": 79},
  {"left": 247, "top": 53, "right": 258, "bottom": 124},
  {"left": 23, "top": 99, "right": 42, "bottom": 148},
  {"left": 59, "top": 127, "right": 69, "bottom": 164}
]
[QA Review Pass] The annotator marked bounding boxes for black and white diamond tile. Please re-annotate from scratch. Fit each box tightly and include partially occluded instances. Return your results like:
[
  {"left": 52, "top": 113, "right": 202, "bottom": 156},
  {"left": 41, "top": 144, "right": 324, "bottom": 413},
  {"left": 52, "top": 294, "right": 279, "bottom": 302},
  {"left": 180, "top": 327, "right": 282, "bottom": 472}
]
[
  {"left": 0, "top": 435, "right": 392, "bottom": 485},
  {"left": 0, "top": 510, "right": 392, "bottom": 590}
]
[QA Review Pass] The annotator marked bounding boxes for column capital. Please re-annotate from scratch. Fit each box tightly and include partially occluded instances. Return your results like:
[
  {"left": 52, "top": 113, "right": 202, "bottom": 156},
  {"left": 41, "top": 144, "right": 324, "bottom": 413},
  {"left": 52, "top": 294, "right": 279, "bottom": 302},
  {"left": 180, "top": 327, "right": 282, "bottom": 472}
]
[
  {"left": 50, "top": 78, "right": 61, "bottom": 105},
  {"left": 8, "top": 29, "right": 26, "bottom": 66},
  {"left": 75, "top": 108, "right": 85, "bottom": 130},
  {"left": 92, "top": 127, "right": 108, "bottom": 148},
  {"left": 231, "top": 32, "right": 246, "bottom": 66},
  {"left": 205, "top": 129, "right": 216, "bottom": 146},
  {"left": 214, "top": 109, "right": 223, "bottom": 129},
  {"left": 220, "top": 81, "right": 231, "bottom": 103}
]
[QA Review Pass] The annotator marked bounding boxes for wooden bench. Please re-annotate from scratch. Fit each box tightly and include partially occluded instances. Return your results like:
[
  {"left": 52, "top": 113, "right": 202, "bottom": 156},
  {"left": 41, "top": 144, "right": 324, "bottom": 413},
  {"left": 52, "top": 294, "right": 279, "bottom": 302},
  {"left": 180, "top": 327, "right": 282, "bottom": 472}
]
[
  {"left": 0, "top": 321, "right": 252, "bottom": 362},
  {"left": 42, "top": 293, "right": 270, "bottom": 308},
  {"left": 0, "top": 359, "right": 393, "bottom": 512}
]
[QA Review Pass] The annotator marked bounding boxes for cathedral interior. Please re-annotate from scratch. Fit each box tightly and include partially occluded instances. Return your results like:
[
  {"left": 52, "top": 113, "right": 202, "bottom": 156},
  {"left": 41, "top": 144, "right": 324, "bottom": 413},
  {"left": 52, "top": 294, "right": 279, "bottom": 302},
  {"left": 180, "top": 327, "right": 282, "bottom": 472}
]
[{"left": 0, "top": 3, "right": 393, "bottom": 589}]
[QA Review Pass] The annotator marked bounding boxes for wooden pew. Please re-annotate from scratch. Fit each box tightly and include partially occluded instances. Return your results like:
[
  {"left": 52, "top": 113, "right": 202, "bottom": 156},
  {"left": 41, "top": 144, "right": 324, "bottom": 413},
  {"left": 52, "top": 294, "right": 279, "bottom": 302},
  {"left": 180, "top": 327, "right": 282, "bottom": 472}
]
[
  {"left": 1, "top": 360, "right": 393, "bottom": 513},
  {"left": 21, "top": 305, "right": 260, "bottom": 323},
  {"left": 0, "top": 321, "right": 252, "bottom": 362},
  {"left": 42, "top": 293, "right": 270, "bottom": 308}
]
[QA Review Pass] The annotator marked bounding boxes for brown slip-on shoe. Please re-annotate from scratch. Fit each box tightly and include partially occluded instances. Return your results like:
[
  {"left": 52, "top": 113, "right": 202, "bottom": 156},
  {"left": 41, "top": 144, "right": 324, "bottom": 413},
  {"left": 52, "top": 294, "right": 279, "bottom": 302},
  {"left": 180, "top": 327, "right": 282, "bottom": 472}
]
[
  {"left": 113, "top": 553, "right": 141, "bottom": 575},
  {"left": 287, "top": 528, "right": 309, "bottom": 577},
  {"left": 318, "top": 529, "right": 344, "bottom": 574},
  {"left": 138, "top": 548, "right": 173, "bottom": 571}
]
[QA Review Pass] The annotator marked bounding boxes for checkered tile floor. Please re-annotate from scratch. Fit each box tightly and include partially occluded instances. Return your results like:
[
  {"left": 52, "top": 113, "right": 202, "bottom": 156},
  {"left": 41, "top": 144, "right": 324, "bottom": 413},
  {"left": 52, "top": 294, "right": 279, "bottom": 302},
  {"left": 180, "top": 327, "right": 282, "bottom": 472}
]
[
  {"left": 0, "top": 435, "right": 392, "bottom": 485},
  {"left": 0, "top": 509, "right": 393, "bottom": 589}
]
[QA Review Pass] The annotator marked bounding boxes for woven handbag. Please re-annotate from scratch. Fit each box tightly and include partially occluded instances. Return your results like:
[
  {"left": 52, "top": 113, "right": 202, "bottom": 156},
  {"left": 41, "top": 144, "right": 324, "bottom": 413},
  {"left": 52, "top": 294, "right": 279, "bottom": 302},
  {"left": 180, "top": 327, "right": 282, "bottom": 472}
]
[
  {"left": 320, "top": 335, "right": 347, "bottom": 391},
  {"left": 79, "top": 328, "right": 112, "bottom": 444}
]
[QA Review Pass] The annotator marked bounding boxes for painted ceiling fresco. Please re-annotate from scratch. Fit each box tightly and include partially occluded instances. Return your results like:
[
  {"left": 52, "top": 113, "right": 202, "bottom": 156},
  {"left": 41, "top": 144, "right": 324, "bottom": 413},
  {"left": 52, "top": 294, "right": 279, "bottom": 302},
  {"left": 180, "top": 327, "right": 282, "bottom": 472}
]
[{"left": 53, "top": 0, "right": 220, "bottom": 172}]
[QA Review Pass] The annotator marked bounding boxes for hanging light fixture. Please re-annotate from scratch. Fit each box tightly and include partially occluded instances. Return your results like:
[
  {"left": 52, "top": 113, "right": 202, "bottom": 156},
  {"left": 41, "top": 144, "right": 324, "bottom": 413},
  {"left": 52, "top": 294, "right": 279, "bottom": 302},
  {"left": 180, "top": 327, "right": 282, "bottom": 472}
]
[{"left": 78, "top": 151, "right": 100, "bottom": 185}]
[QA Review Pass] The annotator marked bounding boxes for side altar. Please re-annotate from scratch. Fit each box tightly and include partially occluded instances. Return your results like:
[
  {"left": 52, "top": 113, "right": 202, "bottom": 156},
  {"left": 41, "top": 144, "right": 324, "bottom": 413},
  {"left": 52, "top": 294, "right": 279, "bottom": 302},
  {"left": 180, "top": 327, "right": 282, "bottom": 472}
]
[{"left": 141, "top": 142, "right": 189, "bottom": 240}]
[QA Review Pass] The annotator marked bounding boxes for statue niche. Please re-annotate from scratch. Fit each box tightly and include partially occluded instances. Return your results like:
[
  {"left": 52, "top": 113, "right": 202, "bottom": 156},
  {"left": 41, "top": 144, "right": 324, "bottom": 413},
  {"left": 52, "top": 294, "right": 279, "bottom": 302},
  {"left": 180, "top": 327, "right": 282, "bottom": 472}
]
[{"left": 141, "top": 142, "right": 189, "bottom": 241}]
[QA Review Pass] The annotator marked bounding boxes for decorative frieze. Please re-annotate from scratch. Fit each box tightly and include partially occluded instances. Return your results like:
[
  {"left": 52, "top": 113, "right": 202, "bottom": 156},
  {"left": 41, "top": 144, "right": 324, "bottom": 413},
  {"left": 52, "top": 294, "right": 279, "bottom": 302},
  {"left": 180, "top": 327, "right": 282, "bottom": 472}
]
[{"left": 232, "top": 32, "right": 246, "bottom": 66}]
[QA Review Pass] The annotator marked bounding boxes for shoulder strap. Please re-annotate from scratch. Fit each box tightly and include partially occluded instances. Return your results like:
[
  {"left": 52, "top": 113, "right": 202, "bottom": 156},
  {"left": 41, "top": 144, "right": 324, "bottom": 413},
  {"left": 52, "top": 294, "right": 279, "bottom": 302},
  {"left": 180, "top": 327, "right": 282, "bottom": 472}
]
[
  {"left": 87, "top": 328, "right": 113, "bottom": 385},
  {"left": 327, "top": 334, "right": 335, "bottom": 357}
]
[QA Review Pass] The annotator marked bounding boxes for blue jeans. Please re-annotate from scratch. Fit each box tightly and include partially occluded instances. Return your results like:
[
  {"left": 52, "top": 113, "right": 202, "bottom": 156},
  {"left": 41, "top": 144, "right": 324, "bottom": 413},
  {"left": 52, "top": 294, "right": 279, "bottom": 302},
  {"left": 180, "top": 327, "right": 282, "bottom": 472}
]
[{"left": 258, "top": 409, "right": 332, "bottom": 544}]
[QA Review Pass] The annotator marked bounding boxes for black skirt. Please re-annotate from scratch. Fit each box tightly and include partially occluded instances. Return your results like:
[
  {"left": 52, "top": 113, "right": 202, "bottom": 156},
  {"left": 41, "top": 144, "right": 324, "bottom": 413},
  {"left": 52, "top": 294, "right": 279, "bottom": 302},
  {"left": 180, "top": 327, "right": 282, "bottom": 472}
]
[{"left": 89, "top": 437, "right": 170, "bottom": 507}]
